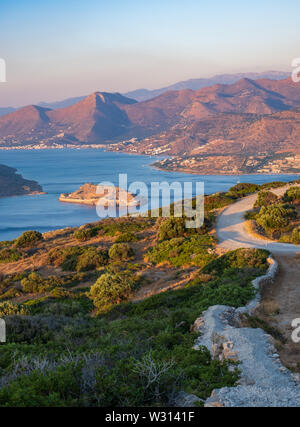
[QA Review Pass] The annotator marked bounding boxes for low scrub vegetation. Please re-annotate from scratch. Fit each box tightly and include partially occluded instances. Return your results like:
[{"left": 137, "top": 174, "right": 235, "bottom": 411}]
[
  {"left": 15, "top": 231, "right": 43, "bottom": 247},
  {"left": 0, "top": 184, "right": 276, "bottom": 407}
]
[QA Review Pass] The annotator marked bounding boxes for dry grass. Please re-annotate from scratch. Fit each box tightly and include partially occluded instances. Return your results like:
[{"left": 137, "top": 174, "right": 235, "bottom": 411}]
[{"left": 261, "top": 300, "right": 280, "bottom": 316}]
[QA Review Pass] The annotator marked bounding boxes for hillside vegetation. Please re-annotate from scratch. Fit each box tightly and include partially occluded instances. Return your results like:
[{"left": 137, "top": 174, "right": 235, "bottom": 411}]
[{"left": 0, "top": 187, "right": 271, "bottom": 407}]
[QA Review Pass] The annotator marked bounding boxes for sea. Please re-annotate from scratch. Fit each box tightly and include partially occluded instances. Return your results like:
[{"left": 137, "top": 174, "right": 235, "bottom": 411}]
[{"left": 0, "top": 149, "right": 298, "bottom": 241}]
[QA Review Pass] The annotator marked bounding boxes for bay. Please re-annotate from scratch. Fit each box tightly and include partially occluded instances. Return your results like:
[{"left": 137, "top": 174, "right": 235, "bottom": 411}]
[{"left": 0, "top": 149, "right": 298, "bottom": 241}]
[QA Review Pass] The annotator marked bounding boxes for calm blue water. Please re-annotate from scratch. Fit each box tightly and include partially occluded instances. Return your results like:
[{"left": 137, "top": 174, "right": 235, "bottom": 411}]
[{"left": 0, "top": 149, "right": 298, "bottom": 241}]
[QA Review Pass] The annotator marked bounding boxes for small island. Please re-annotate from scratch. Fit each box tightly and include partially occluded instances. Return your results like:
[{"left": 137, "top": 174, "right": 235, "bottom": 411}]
[
  {"left": 0, "top": 164, "right": 44, "bottom": 198},
  {"left": 59, "top": 183, "right": 138, "bottom": 207}
]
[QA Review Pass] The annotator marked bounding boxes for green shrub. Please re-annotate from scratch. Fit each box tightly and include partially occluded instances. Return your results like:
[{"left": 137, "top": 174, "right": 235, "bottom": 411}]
[
  {"left": 0, "top": 287, "right": 20, "bottom": 301},
  {"left": 108, "top": 243, "right": 134, "bottom": 261},
  {"left": 76, "top": 247, "right": 108, "bottom": 272},
  {"left": 49, "top": 288, "right": 70, "bottom": 299},
  {"left": 147, "top": 235, "right": 216, "bottom": 268},
  {"left": 15, "top": 231, "right": 43, "bottom": 247},
  {"left": 48, "top": 246, "right": 108, "bottom": 272},
  {"left": 0, "top": 301, "right": 29, "bottom": 316},
  {"left": 256, "top": 204, "right": 297, "bottom": 237},
  {"left": 292, "top": 227, "right": 300, "bottom": 244},
  {"left": 48, "top": 246, "right": 84, "bottom": 271},
  {"left": 115, "top": 232, "right": 138, "bottom": 243},
  {"left": 244, "top": 210, "right": 258, "bottom": 221},
  {"left": 283, "top": 187, "right": 300, "bottom": 203},
  {"left": 204, "top": 193, "right": 234, "bottom": 211},
  {"left": 260, "top": 181, "right": 286, "bottom": 191},
  {"left": 254, "top": 191, "right": 278, "bottom": 208},
  {"left": 202, "top": 248, "right": 269, "bottom": 275},
  {"left": 0, "top": 248, "right": 22, "bottom": 264},
  {"left": 158, "top": 218, "right": 186, "bottom": 241},
  {"left": 21, "top": 272, "right": 48, "bottom": 293},
  {"left": 73, "top": 227, "right": 98, "bottom": 241},
  {"left": 226, "top": 183, "right": 260, "bottom": 199},
  {"left": 89, "top": 272, "right": 139, "bottom": 313}
]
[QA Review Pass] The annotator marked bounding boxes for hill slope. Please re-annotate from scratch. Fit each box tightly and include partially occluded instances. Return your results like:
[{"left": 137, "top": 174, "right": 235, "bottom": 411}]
[{"left": 0, "top": 164, "right": 44, "bottom": 197}]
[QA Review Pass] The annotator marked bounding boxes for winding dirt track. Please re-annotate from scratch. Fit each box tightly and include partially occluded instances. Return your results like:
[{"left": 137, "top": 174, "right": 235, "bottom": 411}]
[
  {"left": 216, "top": 183, "right": 300, "bottom": 367},
  {"left": 217, "top": 184, "right": 300, "bottom": 255}
]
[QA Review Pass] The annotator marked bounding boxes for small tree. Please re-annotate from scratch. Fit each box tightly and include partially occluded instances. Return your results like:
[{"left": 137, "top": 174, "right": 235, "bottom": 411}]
[
  {"left": 76, "top": 247, "right": 108, "bottom": 272},
  {"left": 89, "top": 272, "right": 139, "bottom": 313},
  {"left": 256, "top": 204, "right": 296, "bottom": 238},
  {"left": 108, "top": 243, "right": 134, "bottom": 261},
  {"left": 73, "top": 227, "right": 98, "bottom": 241},
  {"left": 15, "top": 230, "right": 43, "bottom": 247},
  {"left": 158, "top": 218, "right": 186, "bottom": 241},
  {"left": 254, "top": 191, "right": 278, "bottom": 208},
  {"left": 283, "top": 187, "right": 300, "bottom": 203}
]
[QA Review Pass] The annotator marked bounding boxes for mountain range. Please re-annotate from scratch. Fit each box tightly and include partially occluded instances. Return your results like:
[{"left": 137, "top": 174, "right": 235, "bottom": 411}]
[
  {"left": 0, "top": 71, "right": 290, "bottom": 117},
  {"left": 124, "top": 70, "right": 290, "bottom": 101},
  {"left": 1, "top": 75, "right": 300, "bottom": 174}
]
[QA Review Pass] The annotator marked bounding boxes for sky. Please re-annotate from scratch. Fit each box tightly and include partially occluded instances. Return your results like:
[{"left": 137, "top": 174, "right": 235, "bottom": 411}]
[{"left": 0, "top": 0, "right": 299, "bottom": 107}]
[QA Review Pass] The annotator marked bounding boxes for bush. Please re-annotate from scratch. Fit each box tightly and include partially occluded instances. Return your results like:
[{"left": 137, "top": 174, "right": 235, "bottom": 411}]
[
  {"left": 0, "top": 301, "right": 29, "bottom": 316},
  {"left": 15, "top": 231, "right": 43, "bottom": 247},
  {"left": 89, "top": 272, "right": 139, "bottom": 312},
  {"left": 115, "top": 232, "right": 138, "bottom": 243},
  {"left": 0, "top": 248, "right": 22, "bottom": 264},
  {"left": 48, "top": 246, "right": 84, "bottom": 271},
  {"left": 260, "top": 181, "right": 287, "bottom": 191},
  {"left": 244, "top": 210, "right": 258, "bottom": 221},
  {"left": 254, "top": 191, "right": 278, "bottom": 208},
  {"left": 202, "top": 248, "right": 269, "bottom": 275},
  {"left": 108, "top": 243, "right": 134, "bottom": 261},
  {"left": 76, "top": 247, "right": 108, "bottom": 272},
  {"left": 48, "top": 246, "right": 108, "bottom": 272},
  {"left": 283, "top": 187, "right": 300, "bottom": 203},
  {"left": 256, "top": 204, "right": 297, "bottom": 237},
  {"left": 0, "top": 287, "right": 20, "bottom": 301},
  {"left": 73, "top": 227, "right": 98, "bottom": 241},
  {"left": 204, "top": 193, "right": 234, "bottom": 211},
  {"left": 158, "top": 218, "right": 186, "bottom": 241},
  {"left": 292, "top": 227, "right": 300, "bottom": 244},
  {"left": 147, "top": 235, "right": 216, "bottom": 268},
  {"left": 21, "top": 273, "right": 48, "bottom": 293},
  {"left": 226, "top": 183, "right": 260, "bottom": 199}
]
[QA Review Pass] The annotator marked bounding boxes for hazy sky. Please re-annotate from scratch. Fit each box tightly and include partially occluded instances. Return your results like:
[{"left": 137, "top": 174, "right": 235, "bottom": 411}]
[{"left": 0, "top": 0, "right": 299, "bottom": 107}]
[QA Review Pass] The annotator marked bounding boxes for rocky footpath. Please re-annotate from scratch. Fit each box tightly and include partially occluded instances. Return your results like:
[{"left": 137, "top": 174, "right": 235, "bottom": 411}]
[
  {"left": 192, "top": 258, "right": 300, "bottom": 407},
  {"left": 0, "top": 164, "right": 44, "bottom": 198}
]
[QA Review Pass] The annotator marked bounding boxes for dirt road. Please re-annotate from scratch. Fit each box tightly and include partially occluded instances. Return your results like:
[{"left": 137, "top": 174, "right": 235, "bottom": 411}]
[
  {"left": 216, "top": 184, "right": 300, "bottom": 368},
  {"left": 217, "top": 184, "right": 300, "bottom": 254}
]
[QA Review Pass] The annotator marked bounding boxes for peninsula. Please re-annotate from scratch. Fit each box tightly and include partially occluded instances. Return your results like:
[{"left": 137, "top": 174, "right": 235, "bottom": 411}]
[{"left": 0, "top": 164, "right": 44, "bottom": 198}]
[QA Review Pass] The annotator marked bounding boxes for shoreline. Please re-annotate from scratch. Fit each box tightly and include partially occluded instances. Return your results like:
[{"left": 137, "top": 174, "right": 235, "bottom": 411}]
[
  {"left": 1, "top": 144, "right": 299, "bottom": 176},
  {"left": 152, "top": 163, "right": 300, "bottom": 176}
]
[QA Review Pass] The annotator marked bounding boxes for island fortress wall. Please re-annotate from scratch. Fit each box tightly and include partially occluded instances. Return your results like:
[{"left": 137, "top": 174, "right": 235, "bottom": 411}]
[{"left": 188, "top": 257, "right": 300, "bottom": 407}]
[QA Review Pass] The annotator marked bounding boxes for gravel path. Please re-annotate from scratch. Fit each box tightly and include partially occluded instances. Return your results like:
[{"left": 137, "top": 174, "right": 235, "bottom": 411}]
[
  {"left": 195, "top": 305, "right": 300, "bottom": 407},
  {"left": 217, "top": 184, "right": 300, "bottom": 254},
  {"left": 193, "top": 187, "right": 300, "bottom": 407}
]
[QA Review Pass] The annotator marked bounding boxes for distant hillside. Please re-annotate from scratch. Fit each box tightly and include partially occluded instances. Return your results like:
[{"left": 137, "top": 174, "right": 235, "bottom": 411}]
[
  {"left": 0, "top": 71, "right": 289, "bottom": 117},
  {"left": 1, "top": 77, "right": 300, "bottom": 174},
  {"left": 124, "top": 71, "right": 290, "bottom": 101},
  {"left": 0, "top": 164, "right": 44, "bottom": 197},
  {"left": 0, "top": 107, "right": 15, "bottom": 118}
]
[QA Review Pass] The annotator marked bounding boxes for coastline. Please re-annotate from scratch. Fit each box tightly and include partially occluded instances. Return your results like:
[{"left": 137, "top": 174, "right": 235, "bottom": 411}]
[
  {"left": 152, "top": 162, "right": 300, "bottom": 176},
  {"left": 1, "top": 144, "right": 299, "bottom": 176}
]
